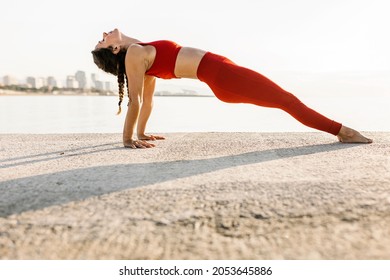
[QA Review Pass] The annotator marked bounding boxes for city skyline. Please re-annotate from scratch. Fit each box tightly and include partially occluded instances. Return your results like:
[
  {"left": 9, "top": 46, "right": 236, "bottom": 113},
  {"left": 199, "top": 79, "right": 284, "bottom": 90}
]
[{"left": 1, "top": 71, "right": 115, "bottom": 91}]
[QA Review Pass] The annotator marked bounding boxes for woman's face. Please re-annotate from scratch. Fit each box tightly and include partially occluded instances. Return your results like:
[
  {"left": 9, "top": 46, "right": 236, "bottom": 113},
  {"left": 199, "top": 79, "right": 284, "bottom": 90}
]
[{"left": 95, "top": 28, "right": 121, "bottom": 50}]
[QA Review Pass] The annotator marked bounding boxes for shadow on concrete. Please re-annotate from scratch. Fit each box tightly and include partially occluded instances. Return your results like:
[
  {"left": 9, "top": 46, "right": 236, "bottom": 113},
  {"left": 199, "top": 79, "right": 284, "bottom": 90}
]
[
  {"left": 0, "top": 142, "right": 358, "bottom": 217},
  {"left": 0, "top": 142, "right": 121, "bottom": 169}
]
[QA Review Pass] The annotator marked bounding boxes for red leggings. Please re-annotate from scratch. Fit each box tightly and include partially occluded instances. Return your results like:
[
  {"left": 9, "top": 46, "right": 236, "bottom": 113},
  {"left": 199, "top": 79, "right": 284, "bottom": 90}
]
[{"left": 197, "top": 52, "right": 342, "bottom": 135}]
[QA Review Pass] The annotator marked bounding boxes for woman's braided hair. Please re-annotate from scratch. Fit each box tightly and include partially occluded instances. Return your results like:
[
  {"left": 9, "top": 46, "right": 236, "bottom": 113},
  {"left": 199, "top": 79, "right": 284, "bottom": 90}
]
[{"left": 91, "top": 47, "right": 129, "bottom": 114}]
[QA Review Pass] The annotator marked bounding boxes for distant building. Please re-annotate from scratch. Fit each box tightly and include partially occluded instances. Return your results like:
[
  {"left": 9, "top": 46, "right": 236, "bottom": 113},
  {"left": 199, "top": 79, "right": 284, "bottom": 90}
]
[
  {"left": 91, "top": 73, "right": 98, "bottom": 88},
  {"left": 47, "top": 76, "right": 57, "bottom": 88},
  {"left": 94, "top": 80, "right": 104, "bottom": 91},
  {"left": 66, "top": 76, "right": 77, "bottom": 89},
  {"left": 26, "top": 76, "right": 36, "bottom": 88},
  {"left": 26, "top": 76, "right": 46, "bottom": 89},
  {"left": 105, "top": 81, "right": 113, "bottom": 91},
  {"left": 3, "top": 75, "right": 18, "bottom": 86},
  {"left": 90, "top": 73, "right": 110, "bottom": 91},
  {"left": 75, "top": 71, "right": 87, "bottom": 89}
]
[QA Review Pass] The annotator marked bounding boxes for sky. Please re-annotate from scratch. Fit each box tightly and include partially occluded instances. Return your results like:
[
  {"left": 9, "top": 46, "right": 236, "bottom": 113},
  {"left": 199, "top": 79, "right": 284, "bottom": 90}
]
[{"left": 1, "top": 0, "right": 389, "bottom": 90}]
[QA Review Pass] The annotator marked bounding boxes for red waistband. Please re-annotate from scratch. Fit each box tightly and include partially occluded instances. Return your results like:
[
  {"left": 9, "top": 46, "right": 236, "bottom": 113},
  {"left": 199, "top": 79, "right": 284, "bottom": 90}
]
[{"left": 197, "top": 52, "right": 231, "bottom": 82}]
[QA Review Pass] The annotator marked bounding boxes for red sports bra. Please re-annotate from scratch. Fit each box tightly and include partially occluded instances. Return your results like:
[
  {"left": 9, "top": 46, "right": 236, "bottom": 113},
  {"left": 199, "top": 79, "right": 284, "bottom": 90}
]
[{"left": 137, "top": 40, "right": 182, "bottom": 79}]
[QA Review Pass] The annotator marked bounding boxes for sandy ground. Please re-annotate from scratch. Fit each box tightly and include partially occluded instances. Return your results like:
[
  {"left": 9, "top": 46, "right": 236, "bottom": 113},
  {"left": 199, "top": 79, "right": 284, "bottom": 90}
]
[{"left": 0, "top": 132, "right": 389, "bottom": 259}]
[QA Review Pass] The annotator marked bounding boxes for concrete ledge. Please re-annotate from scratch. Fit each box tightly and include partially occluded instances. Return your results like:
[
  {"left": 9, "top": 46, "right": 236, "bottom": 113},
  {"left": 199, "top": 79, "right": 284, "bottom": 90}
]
[{"left": 0, "top": 132, "right": 389, "bottom": 259}]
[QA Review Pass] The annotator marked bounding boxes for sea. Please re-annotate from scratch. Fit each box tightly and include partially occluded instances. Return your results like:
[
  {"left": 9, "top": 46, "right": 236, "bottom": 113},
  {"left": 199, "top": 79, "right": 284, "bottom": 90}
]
[{"left": 0, "top": 93, "right": 389, "bottom": 134}]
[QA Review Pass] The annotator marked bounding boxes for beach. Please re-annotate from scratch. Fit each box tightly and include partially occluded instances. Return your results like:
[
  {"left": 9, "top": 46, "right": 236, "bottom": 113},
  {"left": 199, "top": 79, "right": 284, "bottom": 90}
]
[{"left": 0, "top": 132, "right": 389, "bottom": 259}]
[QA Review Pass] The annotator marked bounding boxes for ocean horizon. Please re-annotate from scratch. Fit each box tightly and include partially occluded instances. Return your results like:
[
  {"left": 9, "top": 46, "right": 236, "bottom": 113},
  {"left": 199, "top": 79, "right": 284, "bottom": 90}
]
[{"left": 0, "top": 92, "right": 389, "bottom": 134}]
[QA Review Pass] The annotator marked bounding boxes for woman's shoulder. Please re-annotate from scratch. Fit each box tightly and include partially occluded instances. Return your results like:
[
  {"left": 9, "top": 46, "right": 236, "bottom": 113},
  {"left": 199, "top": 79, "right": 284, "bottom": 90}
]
[
  {"left": 124, "top": 43, "right": 157, "bottom": 70},
  {"left": 127, "top": 42, "right": 146, "bottom": 53},
  {"left": 125, "top": 43, "right": 148, "bottom": 62}
]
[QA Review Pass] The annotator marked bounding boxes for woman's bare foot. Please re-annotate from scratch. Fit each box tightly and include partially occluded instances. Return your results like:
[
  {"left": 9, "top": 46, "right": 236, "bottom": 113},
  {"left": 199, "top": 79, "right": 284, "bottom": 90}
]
[
  {"left": 337, "top": 125, "right": 373, "bottom": 143},
  {"left": 137, "top": 134, "right": 166, "bottom": 141}
]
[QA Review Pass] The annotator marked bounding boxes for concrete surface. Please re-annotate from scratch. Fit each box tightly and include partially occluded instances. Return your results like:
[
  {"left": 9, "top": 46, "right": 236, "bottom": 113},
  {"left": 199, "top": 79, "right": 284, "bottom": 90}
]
[{"left": 0, "top": 132, "right": 389, "bottom": 259}]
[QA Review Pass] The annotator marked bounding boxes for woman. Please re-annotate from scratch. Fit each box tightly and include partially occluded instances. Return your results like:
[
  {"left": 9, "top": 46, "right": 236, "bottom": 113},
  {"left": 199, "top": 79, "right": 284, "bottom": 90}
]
[{"left": 92, "top": 28, "right": 372, "bottom": 149}]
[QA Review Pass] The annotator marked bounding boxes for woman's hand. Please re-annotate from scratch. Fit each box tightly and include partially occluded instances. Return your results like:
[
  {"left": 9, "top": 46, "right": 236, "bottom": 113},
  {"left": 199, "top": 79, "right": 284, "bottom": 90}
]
[
  {"left": 137, "top": 134, "right": 166, "bottom": 141},
  {"left": 123, "top": 139, "right": 155, "bottom": 149}
]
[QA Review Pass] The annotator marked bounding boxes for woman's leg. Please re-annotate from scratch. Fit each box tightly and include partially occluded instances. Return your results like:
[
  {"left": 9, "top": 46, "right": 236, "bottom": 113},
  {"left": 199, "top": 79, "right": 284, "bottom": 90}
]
[{"left": 198, "top": 53, "right": 372, "bottom": 143}]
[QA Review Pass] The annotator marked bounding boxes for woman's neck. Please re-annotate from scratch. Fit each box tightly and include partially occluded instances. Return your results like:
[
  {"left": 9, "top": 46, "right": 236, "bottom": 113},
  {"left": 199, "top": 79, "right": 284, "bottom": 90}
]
[{"left": 120, "top": 34, "right": 141, "bottom": 49}]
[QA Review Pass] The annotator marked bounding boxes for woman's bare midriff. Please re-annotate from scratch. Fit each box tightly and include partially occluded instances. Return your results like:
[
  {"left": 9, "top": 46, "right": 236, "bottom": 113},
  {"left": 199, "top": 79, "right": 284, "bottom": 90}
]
[{"left": 174, "top": 47, "right": 207, "bottom": 79}]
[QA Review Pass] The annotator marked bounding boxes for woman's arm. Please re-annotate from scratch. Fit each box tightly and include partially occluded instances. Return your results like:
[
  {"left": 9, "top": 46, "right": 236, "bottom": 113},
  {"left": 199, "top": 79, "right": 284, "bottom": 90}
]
[
  {"left": 122, "top": 44, "right": 155, "bottom": 149},
  {"left": 137, "top": 75, "right": 165, "bottom": 141}
]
